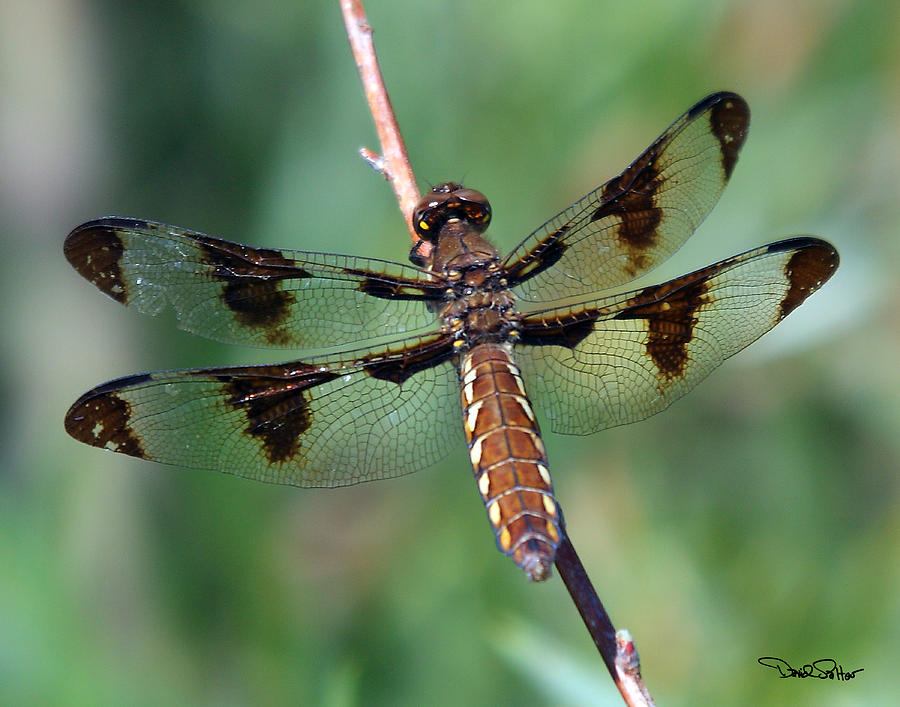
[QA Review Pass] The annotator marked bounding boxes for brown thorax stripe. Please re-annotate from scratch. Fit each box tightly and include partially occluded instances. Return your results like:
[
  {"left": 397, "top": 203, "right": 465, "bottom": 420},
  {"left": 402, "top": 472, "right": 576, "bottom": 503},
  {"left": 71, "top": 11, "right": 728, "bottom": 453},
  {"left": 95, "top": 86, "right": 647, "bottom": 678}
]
[{"left": 459, "top": 343, "right": 561, "bottom": 581}]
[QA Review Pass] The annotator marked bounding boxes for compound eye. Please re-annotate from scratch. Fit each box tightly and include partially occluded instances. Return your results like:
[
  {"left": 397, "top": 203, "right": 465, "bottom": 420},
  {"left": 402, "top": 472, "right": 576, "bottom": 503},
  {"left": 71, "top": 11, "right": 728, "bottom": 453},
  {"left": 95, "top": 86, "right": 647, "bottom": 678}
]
[
  {"left": 454, "top": 189, "right": 491, "bottom": 232},
  {"left": 465, "top": 203, "right": 491, "bottom": 225},
  {"left": 413, "top": 209, "right": 439, "bottom": 239}
]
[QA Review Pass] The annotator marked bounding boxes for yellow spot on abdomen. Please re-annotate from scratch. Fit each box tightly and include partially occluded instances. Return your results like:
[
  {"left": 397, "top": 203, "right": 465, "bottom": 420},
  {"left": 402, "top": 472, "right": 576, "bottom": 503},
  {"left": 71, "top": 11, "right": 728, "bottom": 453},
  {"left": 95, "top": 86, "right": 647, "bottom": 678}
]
[
  {"left": 499, "top": 526, "right": 512, "bottom": 551},
  {"left": 546, "top": 521, "right": 560, "bottom": 543},
  {"left": 542, "top": 495, "right": 557, "bottom": 517},
  {"left": 469, "top": 437, "right": 484, "bottom": 467},
  {"left": 465, "top": 400, "right": 484, "bottom": 434},
  {"left": 537, "top": 463, "right": 551, "bottom": 486},
  {"left": 488, "top": 500, "right": 501, "bottom": 527}
]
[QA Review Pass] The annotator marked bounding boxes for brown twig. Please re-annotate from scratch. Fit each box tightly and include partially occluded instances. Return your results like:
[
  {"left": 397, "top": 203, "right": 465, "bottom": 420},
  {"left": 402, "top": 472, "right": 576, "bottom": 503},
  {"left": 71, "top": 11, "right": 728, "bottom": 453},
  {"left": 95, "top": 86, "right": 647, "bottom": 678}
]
[
  {"left": 341, "top": 0, "right": 421, "bottom": 244},
  {"left": 339, "top": 2, "right": 653, "bottom": 704},
  {"left": 555, "top": 533, "right": 655, "bottom": 706}
]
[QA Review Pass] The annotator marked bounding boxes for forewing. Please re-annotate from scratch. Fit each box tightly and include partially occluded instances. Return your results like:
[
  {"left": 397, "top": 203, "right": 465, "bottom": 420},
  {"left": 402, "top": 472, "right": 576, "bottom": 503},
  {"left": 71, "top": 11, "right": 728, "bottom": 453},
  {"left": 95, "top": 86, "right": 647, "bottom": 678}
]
[
  {"left": 65, "top": 218, "right": 445, "bottom": 350},
  {"left": 505, "top": 92, "right": 750, "bottom": 301},
  {"left": 516, "top": 238, "right": 838, "bottom": 434},
  {"left": 64, "top": 334, "right": 464, "bottom": 487}
]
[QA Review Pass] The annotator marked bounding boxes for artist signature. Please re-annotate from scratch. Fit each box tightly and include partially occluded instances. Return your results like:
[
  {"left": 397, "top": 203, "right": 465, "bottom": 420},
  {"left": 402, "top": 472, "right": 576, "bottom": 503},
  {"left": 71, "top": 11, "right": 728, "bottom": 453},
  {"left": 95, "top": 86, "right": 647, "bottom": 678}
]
[{"left": 758, "top": 657, "right": 864, "bottom": 681}]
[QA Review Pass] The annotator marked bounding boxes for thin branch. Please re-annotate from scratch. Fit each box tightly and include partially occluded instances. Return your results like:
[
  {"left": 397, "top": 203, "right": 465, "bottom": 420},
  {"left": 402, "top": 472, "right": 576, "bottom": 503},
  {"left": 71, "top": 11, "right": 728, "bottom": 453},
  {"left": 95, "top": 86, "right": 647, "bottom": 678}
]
[
  {"left": 341, "top": 0, "right": 421, "bottom": 244},
  {"left": 339, "top": 2, "right": 653, "bottom": 704},
  {"left": 555, "top": 532, "right": 655, "bottom": 706},
  {"left": 616, "top": 630, "right": 655, "bottom": 706}
]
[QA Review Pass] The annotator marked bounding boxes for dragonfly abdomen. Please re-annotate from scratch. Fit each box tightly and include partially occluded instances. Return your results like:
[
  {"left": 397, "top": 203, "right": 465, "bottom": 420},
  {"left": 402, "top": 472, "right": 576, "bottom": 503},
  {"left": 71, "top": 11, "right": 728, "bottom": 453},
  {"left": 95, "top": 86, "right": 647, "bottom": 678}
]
[{"left": 459, "top": 343, "right": 561, "bottom": 581}]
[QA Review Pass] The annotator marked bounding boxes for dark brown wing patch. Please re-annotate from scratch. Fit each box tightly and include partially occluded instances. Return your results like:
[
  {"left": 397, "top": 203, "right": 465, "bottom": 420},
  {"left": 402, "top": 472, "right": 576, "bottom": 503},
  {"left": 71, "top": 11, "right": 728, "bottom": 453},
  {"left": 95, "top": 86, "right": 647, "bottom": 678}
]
[
  {"left": 220, "top": 281, "right": 296, "bottom": 346},
  {"left": 776, "top": 239, "right": 840, "bottom": 319},
  {"left": 64, "top": 221, "right": 131, "bottom": 304},
  {"left": 351, "top": 270, "right": 444, "bottom": 301},
  {"left": 503, "top": 224, "right": 570, "bottom": 285},
  {"left": 65, "top": 374, "right": 150, "bottom": 457},
  {"left": 196, "top": 237, "right": 308, "bottom": 347},
  {"left": 591, "top": 150, "right": 663, "bottom": 277},
  {"left": 363, "top": 335, "right": 456, "bottom": 384},
  {"left": 615, "top": 278, "right": 710, "bottom": 381},
  {"left": 194, "top": 236, "right": 311, "bottom": 276},
  {"left": 707, "top": 94, "right": 750, "bottom": 178},
  {"left": 221, "top": 366, "right": 339, "bottom": 464},
  {"left": 518, "top": 312, "right": 601, "bottom": 350}
]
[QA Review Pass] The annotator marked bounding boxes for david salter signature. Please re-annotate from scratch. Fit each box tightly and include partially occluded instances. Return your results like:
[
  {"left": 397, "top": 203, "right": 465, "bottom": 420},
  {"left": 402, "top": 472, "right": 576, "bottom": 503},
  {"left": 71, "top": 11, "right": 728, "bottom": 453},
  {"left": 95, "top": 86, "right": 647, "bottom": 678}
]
[{"left": 758, "top": 657, "right": 864, "bottom": 681}]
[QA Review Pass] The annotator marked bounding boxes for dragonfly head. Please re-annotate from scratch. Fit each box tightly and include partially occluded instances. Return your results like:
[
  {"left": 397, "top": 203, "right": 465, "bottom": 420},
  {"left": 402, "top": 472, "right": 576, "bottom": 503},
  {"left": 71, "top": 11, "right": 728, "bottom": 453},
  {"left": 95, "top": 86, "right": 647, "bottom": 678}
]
[{"left": 412, "top": 183, "right": 492, "bottom": 241}]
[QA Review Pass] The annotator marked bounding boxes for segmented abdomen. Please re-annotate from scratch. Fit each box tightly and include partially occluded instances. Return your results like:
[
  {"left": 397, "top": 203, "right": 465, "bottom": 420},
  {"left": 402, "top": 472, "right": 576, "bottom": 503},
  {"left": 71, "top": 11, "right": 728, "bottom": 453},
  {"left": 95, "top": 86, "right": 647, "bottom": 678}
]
[{"left": 459, "top": 343, "right": 561, "bottom": 581}]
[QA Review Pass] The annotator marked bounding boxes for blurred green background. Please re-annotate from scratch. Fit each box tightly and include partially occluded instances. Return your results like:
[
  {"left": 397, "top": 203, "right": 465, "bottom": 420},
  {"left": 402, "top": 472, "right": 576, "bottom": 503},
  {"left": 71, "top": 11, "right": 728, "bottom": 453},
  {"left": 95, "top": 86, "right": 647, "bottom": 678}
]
[{"left": 2, "top": 1, "right": 898, "bottom": 705}]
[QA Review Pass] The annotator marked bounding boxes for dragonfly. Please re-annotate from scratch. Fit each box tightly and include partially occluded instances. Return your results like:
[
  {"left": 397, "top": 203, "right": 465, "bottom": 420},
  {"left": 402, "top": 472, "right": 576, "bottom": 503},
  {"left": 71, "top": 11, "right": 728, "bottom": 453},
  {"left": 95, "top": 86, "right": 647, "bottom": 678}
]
[{"left": 64, "top": 92, "right": 838, "bottom": 581}]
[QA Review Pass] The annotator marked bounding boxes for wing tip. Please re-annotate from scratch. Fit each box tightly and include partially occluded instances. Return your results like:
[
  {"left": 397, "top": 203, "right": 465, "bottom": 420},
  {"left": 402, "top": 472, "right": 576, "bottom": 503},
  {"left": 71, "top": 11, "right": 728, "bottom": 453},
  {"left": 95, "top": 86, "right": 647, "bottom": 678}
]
[
  {"left": 64, "top": 219, "right": 146, "bottom": 304},
  {"left": 769, "top": 237, "right": 839, "bottom": 319},
  {"left": 64, "top": 381, "right": 148, "bottom": 458},
  {"left": 688, "top": 90, "right": 749, "bottom": 119},
  {"left": 64, "top": 217, "right": 153, "bottom": 260}
]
